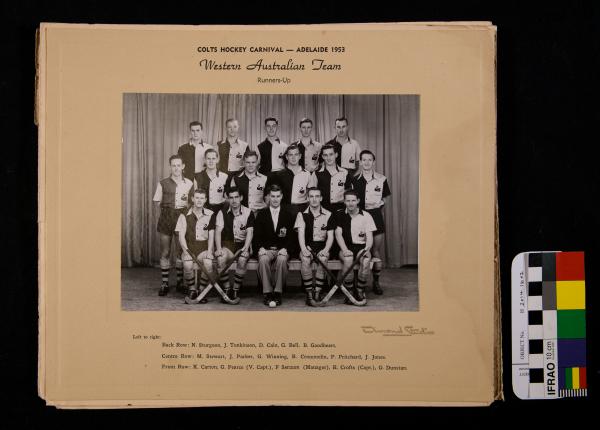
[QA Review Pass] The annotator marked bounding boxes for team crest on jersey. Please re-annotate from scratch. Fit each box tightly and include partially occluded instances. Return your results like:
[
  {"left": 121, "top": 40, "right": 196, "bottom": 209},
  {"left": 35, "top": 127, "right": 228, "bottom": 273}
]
[
  {"left": 203, "top": 223, "right": 209, "bottom": 230},
  {"left": 239, "top": 224, "right": 246, "bottom": 230},
  {"left": 312, "top": 154, "right": 318, "bottom": 160},
  {"left": 217, "top": 186, "right": 224, "bottom": 192},
  {"left": 181, "top": 195, "right": 187, "bottom": 200},
  {"left": 257, "top": 184, "right": 264, "bottom": 191},
  {"left": 374, "top": 185, "right": 381, "bottom": 192},
  {"left": 299, "top": 187, "right": 305, "bottom": 194},
  {"left": 349, "top": 157, "right": 354, "bottom": 164},
  {"left": 338, "top": 180, "right": 345, "bottom": 187},
  {"left": 278, "top": 227, "right": 287, "bottom": 237},
  {"left": 358, "top": 231, "right": 366, "bottom": 238},
  {"left": 235, "top": 152, "right": 242, "bottom": 159},
  {"left": 278, "top": 152, "right": 284, "bottom": 159},
  {"left": 321, "top": 225, "right": 328, "bottom": 230}
]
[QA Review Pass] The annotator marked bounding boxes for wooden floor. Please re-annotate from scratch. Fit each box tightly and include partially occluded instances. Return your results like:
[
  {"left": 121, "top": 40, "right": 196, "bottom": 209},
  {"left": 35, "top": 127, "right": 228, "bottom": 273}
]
[{"left": 121, "top": 267, "right": 418, "bottom": 312}]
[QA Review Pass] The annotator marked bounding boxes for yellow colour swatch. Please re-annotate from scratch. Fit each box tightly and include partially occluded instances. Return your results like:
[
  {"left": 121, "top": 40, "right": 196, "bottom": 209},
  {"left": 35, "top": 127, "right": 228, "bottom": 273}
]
[{"left": 556, "top": 281, "right": 586, "bottom": 310}]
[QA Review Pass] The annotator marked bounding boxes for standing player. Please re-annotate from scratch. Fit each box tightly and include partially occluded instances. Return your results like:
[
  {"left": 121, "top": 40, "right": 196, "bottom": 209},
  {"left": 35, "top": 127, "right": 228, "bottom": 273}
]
[
  {"left": 177, "top": 121, "right": 214, "bottom": 181},
  {"left": 264, "top": 144, "right": 315, "bottom": 216},
  {"left": 152, "top": 155, "right": 194, "bottom": 296},
  {"left": 295, "top": 187, "right": 335, "bottom": 304},
  {"left": 350, "top": 150, "right": 391, "bottom": 295},
  {"left": 257, "top": 117, "right": 287, "bottom": 175},
  {"left": 214, "top": 187, "right": 254, "bottom": 303},
  {"left": 216, "top": 118, "right": 250, "bottom": 176},
  {"left": 313, "top": 144, "right": 352, "bottom": 213},
  {"left": 194, "top": 148, "right": 229, "bottom": 213},
  {"left": 325, "top": 117, "right": 361, "bottom": 176},
  {"left": 291, "top": 118, "right": 322, "bottom": 173},
  {"left": 253, "top": 185, "right": 296, "bottom": 307},
  {"left": 175, "top": 188, "right": 216, "bottom": 303},
  {"left": 335, "top": 190, "right": 376, "bottom": 303},
  {"left": 227, "top": 151, "right": 268, "bottom": 213}
]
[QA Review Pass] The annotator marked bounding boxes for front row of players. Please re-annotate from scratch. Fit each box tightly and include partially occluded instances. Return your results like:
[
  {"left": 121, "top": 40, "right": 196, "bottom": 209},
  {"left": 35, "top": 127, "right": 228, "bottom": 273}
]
[{"left": 167, "top": 184, "right": 377, "bottom": 307}]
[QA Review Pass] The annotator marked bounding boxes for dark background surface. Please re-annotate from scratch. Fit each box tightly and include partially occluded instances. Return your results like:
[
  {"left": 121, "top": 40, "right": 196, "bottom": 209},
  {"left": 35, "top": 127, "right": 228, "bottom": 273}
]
[{"left": 3, "top": 1, "right": 599, "bottom": 427}]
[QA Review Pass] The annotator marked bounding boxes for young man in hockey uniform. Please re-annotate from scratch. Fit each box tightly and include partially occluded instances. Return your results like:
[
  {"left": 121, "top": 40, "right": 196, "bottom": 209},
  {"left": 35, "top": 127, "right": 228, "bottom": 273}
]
[
  {"left": 175, "top": 188, "right": 216, "bottom": 303},
  {"left": 350, "top": 150, "right": 391, "bottom": 295},
  {"left": 177, "top": 121, "right": 214, "bottom": 181},
  {"left": 216, "top": 118, "right": 250, "bottom": 176},
  {"left": 214, "top": 187, "right": 254, "bottom": 303},
  {"left": 152, "top": 154, "right": 195, "bottom": 296},
  {"left": 253, "top": 185, "right": 296, "bottom": 307},
  {"left": 227, "top": 151, "right": 267, "bottom": 213},
  {"left": 256, "top": 117, "right": 287, "bottom": 176},
  {"left": 194, "top": 148, "right": 229, "bottom": 213},
  {"left": 264, "top": 144, "right": 316, "bottom": 217},
  {"left": 312, "top": 144, "right": 352, "bottom": 213},
  {"left": 295, "top": 187, "right": 335, "bottom": 304},
  {"left": 325, "top": 117, "right": 361, "bottom": 176},
  {"left": 335, "top": 190, "right": 377, "bottom": 303},
  {"left": 291, "top": 118, "right": 322, "bottom": 173}
]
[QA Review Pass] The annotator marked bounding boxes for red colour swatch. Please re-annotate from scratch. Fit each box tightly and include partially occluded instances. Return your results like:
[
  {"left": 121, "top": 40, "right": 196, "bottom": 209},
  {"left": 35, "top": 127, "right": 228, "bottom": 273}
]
[
  {"left": 579, "top": 367, "right": 587, "bottom": 389},
  {"left": 556, "top": 252, "right": 585, "bottom": 281}
]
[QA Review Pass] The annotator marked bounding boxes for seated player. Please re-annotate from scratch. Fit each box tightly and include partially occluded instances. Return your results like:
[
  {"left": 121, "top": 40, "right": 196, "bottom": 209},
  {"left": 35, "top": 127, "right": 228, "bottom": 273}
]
[
  {"left": 214, "top": 187, "right": 254, "bottom": 303},
  {"left": 194, "top": 148, "right": 228, "bottom": 213},
  {"left": 350, "top": 149, "right": 391, "bottom": 294},
  {"left": 335, "top": 190, "right": 376, "bottom": 302},
  {"left": 295, "top": 187, "right": 335, "bottom": 305},
  {"left": 176, "top": 188, "right": 216, "bottom": 303},
  {"left": 252, "top": 185, "right": 296, "bottom": 307},
  {"left": 152, "top": 154, "right": 194, "bottom": 296}
]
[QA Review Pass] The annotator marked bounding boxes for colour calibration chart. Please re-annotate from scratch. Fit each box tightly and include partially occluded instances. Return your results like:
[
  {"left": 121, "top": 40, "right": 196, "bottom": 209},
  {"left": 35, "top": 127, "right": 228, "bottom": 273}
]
[{"left": 512, "top": 251, "right": 586, "bottom": 399}]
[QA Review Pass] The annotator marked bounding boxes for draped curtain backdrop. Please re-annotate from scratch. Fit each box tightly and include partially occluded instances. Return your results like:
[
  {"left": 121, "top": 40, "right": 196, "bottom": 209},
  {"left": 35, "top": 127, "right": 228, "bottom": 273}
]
[{"left": 122, "top": 94, "right": 419, "bottom": 268}]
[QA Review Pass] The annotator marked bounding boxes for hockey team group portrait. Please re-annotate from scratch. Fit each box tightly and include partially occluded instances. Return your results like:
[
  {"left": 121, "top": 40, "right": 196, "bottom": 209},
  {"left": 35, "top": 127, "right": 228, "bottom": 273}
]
[{"left": 121, "top": 94, "right": 419, "bottom": 312}]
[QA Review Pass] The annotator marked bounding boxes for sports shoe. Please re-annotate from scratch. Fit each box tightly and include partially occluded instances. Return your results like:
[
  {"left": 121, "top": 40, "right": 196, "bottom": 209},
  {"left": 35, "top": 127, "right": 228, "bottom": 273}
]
[
  {"left": 305, "top": 289, "right": 314, "bottom": 306},
  {"left": 356, "top": 288, "right": 366, "bottom": 301},
  {"left": 274, "top": 292, "right": 282, "bottom": 306},
  {"left": 158, "top": 283, "right": 169, "bottom": 296},
  {"left": 263, "top": 293, "right": 273, "bottom": 306},
  {"left": 313, "top": 288, "right": 322, "bottom": 303},
  {"left": 188, "top": 289, "right": 199, "bottom": 300},
  {"left": 221, "top": 289, "right": 231, "bottom": 304},
  {"left": 230, "top": 289, "right": 239, "bottom": 303},
  {"left": 373, "top": 280, "right": 383, "bottom": 295}
]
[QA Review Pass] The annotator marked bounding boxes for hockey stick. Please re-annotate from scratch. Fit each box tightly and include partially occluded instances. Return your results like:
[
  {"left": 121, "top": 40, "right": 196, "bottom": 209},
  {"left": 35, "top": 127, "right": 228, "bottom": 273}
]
[
  {"left": 310, "top": 248, "right": 367, "bottom": 306},
  {"left": 184, "top": 248, "right": 243, "bottom": 304}
]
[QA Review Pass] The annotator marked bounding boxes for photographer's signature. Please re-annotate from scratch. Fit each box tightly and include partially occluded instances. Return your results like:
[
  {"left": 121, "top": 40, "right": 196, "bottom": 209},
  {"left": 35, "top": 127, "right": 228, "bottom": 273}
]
[{"left": 361, "top": 325, "right": 435, "bottom": 336}]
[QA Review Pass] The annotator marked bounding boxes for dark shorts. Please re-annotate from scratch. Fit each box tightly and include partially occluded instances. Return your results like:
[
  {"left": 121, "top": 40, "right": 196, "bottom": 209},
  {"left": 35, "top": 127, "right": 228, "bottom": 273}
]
[
  {"left": 348, "top": 243, "right": 368, "bottom": 256},
  {"left": 300, "top": 241, "right": 327, "bottom": 258},
  {"left": 222, "top": 241, "right": 245, "bottom": 253},
  {"left": 366, "top": 207, "right": 385, "bottom": 235},
  {"left": 157, "top": 207, "right": 186, "bottom": 235},
  {"left": 188, "top": 240, "right": 209, "bottom": 258}
]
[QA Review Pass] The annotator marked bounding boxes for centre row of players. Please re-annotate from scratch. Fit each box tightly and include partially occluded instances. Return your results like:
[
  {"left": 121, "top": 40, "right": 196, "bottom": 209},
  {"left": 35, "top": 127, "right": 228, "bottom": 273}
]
[{"left": 153, "top": 119, "right": 391, "bottom": 306}]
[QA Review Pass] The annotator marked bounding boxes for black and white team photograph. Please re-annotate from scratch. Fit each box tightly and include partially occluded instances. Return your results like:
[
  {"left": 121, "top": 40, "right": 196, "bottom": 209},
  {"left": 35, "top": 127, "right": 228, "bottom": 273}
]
[{"left": 121, "top": 94, "right": 419, "bottom": 311}]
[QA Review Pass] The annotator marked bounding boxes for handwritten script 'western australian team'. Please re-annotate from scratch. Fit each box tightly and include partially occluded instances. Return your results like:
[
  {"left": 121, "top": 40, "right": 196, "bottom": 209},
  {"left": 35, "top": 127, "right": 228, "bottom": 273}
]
[{"left": 199, "top": 58, "right": 342, "bottom": 71}]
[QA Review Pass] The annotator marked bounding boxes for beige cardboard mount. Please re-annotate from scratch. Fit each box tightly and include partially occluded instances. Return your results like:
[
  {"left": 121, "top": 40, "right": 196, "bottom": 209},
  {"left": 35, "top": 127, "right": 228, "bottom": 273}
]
[{"left": 37, "top": 22, "right": 500, "bottom": 407}]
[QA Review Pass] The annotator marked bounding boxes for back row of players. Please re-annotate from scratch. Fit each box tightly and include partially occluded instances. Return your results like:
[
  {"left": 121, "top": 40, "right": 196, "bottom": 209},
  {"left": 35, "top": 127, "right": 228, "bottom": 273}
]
[{"left": 153, "top": 116, "right": 391, "bottom": 306}]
